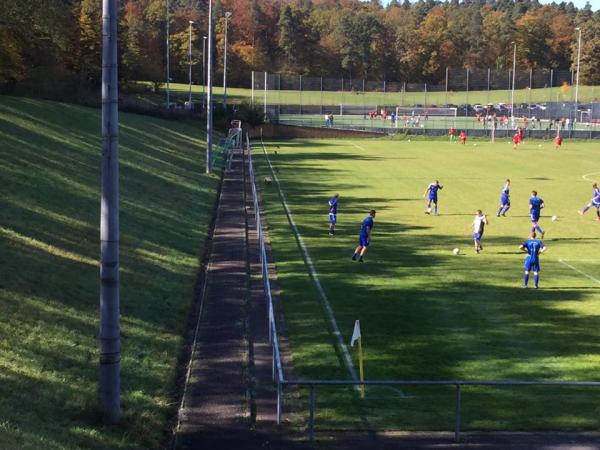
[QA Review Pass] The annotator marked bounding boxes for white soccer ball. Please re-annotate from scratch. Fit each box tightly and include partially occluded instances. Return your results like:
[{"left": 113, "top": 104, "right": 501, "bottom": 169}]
[
  {"left": 473, "top": 143, "right": 477, "bottom": 147},
  {"left": 538, "top": 144, "right": 542, "bottom": 148},
  {"left": 453, "top": 248, "right": 460, "bottom": 255},
  {"left": 408, "top": 139, "right": 411, "bottom": 142},
  {"left": 551, "top": 215, "right": 558, "bottom": 222}
]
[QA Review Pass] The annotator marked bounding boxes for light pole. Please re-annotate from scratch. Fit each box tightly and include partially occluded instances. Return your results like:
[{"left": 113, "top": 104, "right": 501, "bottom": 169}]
[
  {"left": 165, "top": 0, "right": 170, "bottom": 108},
  {"left": 100, "top": 0, "right": 120, "bottom": 423},
  {"left": 206, "top": 0, "right": 214, "bottom": 173},
  {"left": 510, "top": 41, "right": 516, "bottom": 126},
  {"left": 575, "top": 27, "right": 582, "bottom": 124},
  {"left": 188, "top": 20, "right": 194, "bottom": 106},
  {"left": 202, "top": 36, "right": 207, "bottom": 107},
  {"left": 223, "top": 11, "right": 232, "bottom": 110}
]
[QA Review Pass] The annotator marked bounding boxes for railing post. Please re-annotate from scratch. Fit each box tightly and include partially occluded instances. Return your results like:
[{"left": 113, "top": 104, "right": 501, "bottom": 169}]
[
  {"left": 309, "top": 384, "right": 316, "bottom": 441},
  {"left": 277, "top": 381, "right": 282, "bottom": 425},
  {"left": 454, "top": 384, "right": 461, "bottom": 443}
]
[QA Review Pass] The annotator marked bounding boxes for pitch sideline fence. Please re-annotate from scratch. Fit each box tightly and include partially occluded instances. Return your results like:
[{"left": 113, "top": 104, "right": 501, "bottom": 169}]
[
  {"left": 246, "top": 135, "right": 600, "bottom": 442},
  {"left": 252, "top": 70, "right": 600, "bottom": 136}
]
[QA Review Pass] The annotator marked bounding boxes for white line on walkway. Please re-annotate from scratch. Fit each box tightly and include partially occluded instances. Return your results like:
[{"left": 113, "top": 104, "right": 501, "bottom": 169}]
[
  {"left": 259, "top": 140, "right": 359, "bottom": 382},
  {"left": 346, "top": 141, "right": 366, "bottom": 151},
  {"left": 559, "top": 259, "right": 600, "bottom": 285},
  {"left": 582, "top": 172, "right": 600, "bottom": 182}
]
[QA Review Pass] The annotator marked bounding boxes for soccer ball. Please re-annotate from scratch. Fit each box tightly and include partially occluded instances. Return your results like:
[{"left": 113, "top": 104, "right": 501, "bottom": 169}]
[
  {"left": 551, "top": 215, "right": 558, "bottom": 222},
  {"left": 453, "top": 248, "right": 460, "bottom": 255},
  {"left": 408, "top": 139, "right": 411, "bottom": 142},
  {"left": 538, "top": 144, "right": 542, "bottom": 148},
  {"left": 473, "top": 143, "right": 477, "bottom": 147}
]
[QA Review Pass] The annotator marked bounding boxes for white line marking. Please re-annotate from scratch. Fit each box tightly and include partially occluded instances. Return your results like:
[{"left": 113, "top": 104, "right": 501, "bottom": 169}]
[
  {"left": 582, "top": 172, "right": 600, "bottom": 182},
  {"left": 346, "top": 141, "right": 366, "bottom": 151},
  {"left": 260, "top": 139, "right": 359, "bottom": 382},
  {"left": 559, "top": 259, "right": 600, "bottom": 285}
]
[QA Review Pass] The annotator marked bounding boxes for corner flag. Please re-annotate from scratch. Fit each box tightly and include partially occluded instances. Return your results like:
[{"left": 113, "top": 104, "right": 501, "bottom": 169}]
[
  {"left": 350, "top": 320, "right": 365, "bottom": 397},
  {"left": 350, "top": 320, "right": 361, "bottom": 347}
]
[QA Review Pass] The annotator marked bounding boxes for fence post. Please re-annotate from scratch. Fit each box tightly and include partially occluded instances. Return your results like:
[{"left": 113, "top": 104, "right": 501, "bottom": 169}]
[
  {"left": 454, "top": 384, "right": 461, "bottom": 443},
  {"left": 299, "top": 75, "right": 303, "bottom": 115},
  {"left": 251, "top": 71, "right": 255, "bottom": 106},
  {"left": 309, "top": 384, "right": 316, "bottom": 441},
  {"left": 320, "top": 77, "right": 323, "bottom": 115}
]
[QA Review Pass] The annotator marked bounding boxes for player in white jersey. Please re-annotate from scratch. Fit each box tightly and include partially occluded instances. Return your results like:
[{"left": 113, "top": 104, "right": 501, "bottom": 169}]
[{"left": 472, "top": 210, "right": 489, "bottom": 253}]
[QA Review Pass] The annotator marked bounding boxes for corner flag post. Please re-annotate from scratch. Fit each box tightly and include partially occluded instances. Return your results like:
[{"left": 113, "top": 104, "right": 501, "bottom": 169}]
[{"left": 350, "top": 320, "right": 365, "bottom": 398}]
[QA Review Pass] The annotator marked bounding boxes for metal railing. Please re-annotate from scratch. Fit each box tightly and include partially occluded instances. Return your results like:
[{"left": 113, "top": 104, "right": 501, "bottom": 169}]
[
  {"left": 246, "top": 133, "right": 285, "bottom": 424},
  {"left": 246, "top": 135, "right": 600, "bottom": 442}
]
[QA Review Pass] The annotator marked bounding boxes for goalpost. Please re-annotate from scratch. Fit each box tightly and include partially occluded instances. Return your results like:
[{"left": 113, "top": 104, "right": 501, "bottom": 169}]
[{"left": 395, "top": 106, "right": 457, "bottom": 128}]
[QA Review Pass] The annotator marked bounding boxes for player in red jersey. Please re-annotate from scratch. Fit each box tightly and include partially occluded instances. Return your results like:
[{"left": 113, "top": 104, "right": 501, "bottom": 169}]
[
  {"left": 512, "top": 132, "right": 520, "bottom": 149},
  {"left": 555, "top": 134, "right": 563, "bottom": 150},
  {"left": 459, "top": 130, "right": 467, "bottom": 145},
  {"left": 449, "top": 127, "right": 456, "bottom": 142}
]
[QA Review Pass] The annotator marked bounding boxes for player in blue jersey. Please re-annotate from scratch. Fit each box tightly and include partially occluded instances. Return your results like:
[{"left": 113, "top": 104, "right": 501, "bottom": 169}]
[
  {"left": 528, "top": 190, "right": 545, "bottom": 238},
  {"left": 351, "top": 209, "right": 376, "bottom": 262},
  {"left": 577, "top": 183, "right": 600, "bottom": 221},
  {"left": 423, "top": 180, "right": 443, "bottom": 215},
  {"left": 328, "top": 193, "right": 339, "bottom": 235},
  {"left": 520, "top": 231, "right": 546, "bottom": 288},
  {"left": 496, "top": 179, "right": 511, "bottom": 217}
]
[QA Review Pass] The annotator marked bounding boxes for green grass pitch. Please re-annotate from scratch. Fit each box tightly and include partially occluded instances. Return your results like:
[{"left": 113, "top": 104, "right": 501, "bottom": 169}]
[{"left": 254, "top": 136, "right": 600, "bottom": 432}]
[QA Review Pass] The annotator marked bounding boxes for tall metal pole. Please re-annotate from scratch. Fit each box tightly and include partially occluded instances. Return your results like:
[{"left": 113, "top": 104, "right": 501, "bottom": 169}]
[
  {"left": 223, "top": 12, "right": 232, "bottom": 109},
  {"left": 206, "top": 0, "right": 214, "bottom": 173},
  {"left": 100, "top": 0, "right": 120, "bottom": 423},
  {"left": 511, "top": 41, "right": 516, "bottom": 126},
  {"left": 165, "top": 0, "right": 170, "bottom": 108},
  {"left": 575, "top": 27, "right": 582, "bottom": 123},
  {"left": 202, "top": 36, "right": 207, "bottom": 107},
  {"left": 188, "top": 21, "right": 194, "bottom": 106}
]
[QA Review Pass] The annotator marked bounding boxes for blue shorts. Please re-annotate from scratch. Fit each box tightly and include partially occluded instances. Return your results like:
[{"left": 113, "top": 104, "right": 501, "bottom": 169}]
[
  {"left": 358, "top": 234, "right": 369, "bottom": 247},
  {"left": 428, "top": 195, "right": 438, "bottom": 203},
  {"left": 592, "top": 201, "right": 600, "bottom": 208},
  {"left": 500, "top": 195, "right": 510, "bottom": 205},
  {"left": 473, "top": 232, "right": 482, "bottom": 241},
  {"left": 530, "top": 212, "right": 540, "bottom": 222},
  {"left": 524, "top": 256, "right": 540, "bottom": 272},
  {"left": 329, "top": 213, "right": 337, "bottom": 224}
]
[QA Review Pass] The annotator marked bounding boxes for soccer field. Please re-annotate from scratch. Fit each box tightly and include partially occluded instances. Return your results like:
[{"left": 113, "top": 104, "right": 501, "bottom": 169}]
[{"left": 254, "top": 137, "right": 600, "bottom": 432}]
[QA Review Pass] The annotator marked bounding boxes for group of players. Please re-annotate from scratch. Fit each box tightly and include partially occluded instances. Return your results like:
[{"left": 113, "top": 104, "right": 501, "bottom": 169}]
[
  {"left": 329, "top": 179, "right": 600, "bottom": 288},
  {"left": 449, "top": 126, "right": 564, "bottom": 150}
]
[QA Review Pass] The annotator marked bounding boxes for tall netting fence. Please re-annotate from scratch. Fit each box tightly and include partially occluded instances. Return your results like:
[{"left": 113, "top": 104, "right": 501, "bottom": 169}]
[{"left": 251, "top": 69, "right": 600, "bottom": 138}]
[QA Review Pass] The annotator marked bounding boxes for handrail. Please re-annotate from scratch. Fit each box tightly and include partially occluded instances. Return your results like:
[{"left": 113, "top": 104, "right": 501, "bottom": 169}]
[{"left": 245, "top": 133, "right": 286, "bottom": 425}]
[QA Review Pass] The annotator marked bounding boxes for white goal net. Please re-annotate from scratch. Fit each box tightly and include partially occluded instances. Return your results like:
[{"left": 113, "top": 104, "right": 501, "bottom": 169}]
[{"left": 395, "top": 106, "right": 458, "bottom": 117}]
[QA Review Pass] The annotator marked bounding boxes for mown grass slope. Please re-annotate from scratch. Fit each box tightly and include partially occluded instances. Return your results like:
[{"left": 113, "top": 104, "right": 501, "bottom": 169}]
[{"left": 0, "top": 96, "right": 220, "bottom": 449}]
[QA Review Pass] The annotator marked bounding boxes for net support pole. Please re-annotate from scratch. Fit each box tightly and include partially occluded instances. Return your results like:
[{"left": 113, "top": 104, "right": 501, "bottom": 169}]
[
  {"left": 264, "top": 71, "right": 267, "bottom": 116},
  {"left": 445, "top": 67, "right": 449, "bottom": 106}
]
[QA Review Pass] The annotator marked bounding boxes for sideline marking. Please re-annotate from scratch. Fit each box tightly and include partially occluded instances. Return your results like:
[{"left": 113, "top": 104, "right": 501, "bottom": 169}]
[
  {"left": 259, "top": 139, "right": 359, "bottom": 382},
  {"left": 559, "top": 259, "right": 600, "bottom": 286},
  {"left": 582, "top": 172, "right": 600, "bottom": 182},
  {"left": 346, "top": 141, "right": 366, "bottom": 151}
]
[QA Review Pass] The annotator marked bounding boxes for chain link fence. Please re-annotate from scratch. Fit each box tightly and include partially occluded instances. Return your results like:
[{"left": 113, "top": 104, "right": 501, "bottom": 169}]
[{"left": 251, "top": 69, "right": 600, "bottom": 137}]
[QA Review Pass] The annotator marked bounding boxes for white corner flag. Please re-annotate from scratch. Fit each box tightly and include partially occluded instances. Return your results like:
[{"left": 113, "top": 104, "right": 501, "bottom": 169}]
[{"left": 350, "top": 320, "right": 361, "bottom": 347}]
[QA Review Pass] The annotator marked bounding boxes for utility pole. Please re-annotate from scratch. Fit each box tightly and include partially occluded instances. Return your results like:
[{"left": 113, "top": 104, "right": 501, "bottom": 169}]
[
  {"left": 188, "top": 21, "right": 194, "bottom": 106},
  {"left": 100, "top": 0, "right": 120, "bottom": 423},
  {"left": 206, "top": 0, "right": 214, "bottom": 173},
  {"left": 223, "top": 12, "right": 232, "bottom": 109},
  {"left": 165, "top": 0, "right": 170, "bottom": 108}
]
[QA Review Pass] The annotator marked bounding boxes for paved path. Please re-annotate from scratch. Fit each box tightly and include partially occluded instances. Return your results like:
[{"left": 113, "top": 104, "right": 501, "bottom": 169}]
[{"left": 174, "top": 146, "right": 281, "bottom": 449}]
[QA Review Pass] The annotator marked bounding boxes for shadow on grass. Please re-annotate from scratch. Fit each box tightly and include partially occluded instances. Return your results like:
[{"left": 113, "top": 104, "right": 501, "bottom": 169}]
[{"left": 0, "top": 96, "right": 220, "bottom": 449}]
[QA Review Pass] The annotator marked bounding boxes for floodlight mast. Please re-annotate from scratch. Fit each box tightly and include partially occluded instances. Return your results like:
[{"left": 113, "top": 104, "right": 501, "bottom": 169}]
[
  {"left": 188, "top": 21, "right": 194, "bottom": 105},
  {"left": 575, "top": 27, "right": 582, "bottom": 123},
  {"left": 166, "top": 0, "right": 170, "bottom": 108},
  {"left": 511, "top": 41, "right": 516, "bottom": 126},
  {"left": 206, "top": 0, "right": 214, "bottom": 173},
  {"left": 100, "top": 0, "right": 120, "bottom": 423},
  {"left": 223, "top": 11, "right": 232, "bottom": 109}
]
